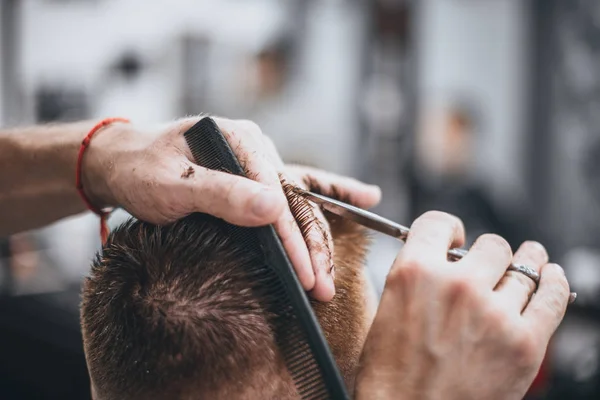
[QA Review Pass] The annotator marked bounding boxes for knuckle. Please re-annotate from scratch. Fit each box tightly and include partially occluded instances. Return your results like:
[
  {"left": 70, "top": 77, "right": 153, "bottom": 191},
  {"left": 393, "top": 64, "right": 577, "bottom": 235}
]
[
  {"left": 478, "top": 233, "right": 513, "bottom": 258},
  {"left": 262, "top": 134, "right": 275, "bottom": 147},
  {"left": 387, "top": 254, "right": 431, "bottom": 287},
  {"left": 177, "top": 117, "right": 199, "bottom": 134},
  {"left": 420, "top": 210, "right": 454, "bottom": 223},
  {"left": 162, "top": 118, "right": 197, "bottom": 142},
  {"left": 522, "top": 240, "right": 547, "bottom": 254},
  {"left": 417, "top": 210, "right": 463, "bottom": 231},
  {"left": 516, "top": 240, "right": 549, "bottom": 264},
  {"left": 444, "top": 275, "right": 478, "bottom": 302},
  {"left": 551, "top": 263, "right": 568, "bottom": 286},
  {"left": 237, "top": 119, "right": 264, "bottom": 138}
]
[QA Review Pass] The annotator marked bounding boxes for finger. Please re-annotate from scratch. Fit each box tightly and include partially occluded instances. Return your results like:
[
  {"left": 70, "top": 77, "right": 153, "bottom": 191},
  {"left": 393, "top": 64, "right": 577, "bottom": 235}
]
[
  {"left": 174, "top": 166, "right": 289, "bottom": 225},
  {"left": 164, "top": 117, "right": 285, "bottom": 226},
  {"left": 494, "top": 241, "right": 547, "bottom": 313},
  {"left": 458, "top": 233, "right": 513, "bottom": 288},
  {"left": 401, "top": 211, "right": 466, "bottom": 264},
  {"left": 214, "top": 118, "right": 319, "bottom": 295},
  {"left": 286, "top": 164, "right": 382, "bottom": 209},
  {"left": 522, "top": 263, "right": 570, "bottom": 343},
  {"left": 282, "top": 174, "right": 336, "bottom": 301}
]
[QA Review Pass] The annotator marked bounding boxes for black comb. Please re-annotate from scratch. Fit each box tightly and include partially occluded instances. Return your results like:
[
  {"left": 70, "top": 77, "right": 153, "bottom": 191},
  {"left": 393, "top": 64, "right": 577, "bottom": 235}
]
[{"left": 184, "top": 117, "right": 349, "bottom": 400}]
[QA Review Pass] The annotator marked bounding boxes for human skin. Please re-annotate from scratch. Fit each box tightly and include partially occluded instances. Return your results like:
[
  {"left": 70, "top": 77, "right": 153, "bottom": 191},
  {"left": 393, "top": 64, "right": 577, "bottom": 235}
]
[
  {"left": 0, "top": 116, "right": 381, "bottom": 301},
  {"left": 355, "top": 211, "right": 571, "bottom": 400}
]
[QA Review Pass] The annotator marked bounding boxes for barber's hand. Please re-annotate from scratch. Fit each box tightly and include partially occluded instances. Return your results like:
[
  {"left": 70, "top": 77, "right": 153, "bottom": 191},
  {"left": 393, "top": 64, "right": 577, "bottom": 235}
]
[
  {"left": 83, "top": 116, "right": 381, "bottom": 301},
  {"left": 355, "top": 211, "right": 570, "bottom": 400}
]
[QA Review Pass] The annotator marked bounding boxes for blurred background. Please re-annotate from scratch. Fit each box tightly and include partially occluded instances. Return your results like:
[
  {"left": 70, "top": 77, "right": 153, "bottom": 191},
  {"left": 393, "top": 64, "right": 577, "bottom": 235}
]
[{"left": 1, "top": 0, "right": 600, "bottom": 398}]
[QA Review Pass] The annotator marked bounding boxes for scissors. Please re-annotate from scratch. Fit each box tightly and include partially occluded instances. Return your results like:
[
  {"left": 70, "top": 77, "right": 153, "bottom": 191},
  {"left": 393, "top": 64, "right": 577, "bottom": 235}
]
[{"left": 299, "top": 190, "right": 542, "bottom": 284}]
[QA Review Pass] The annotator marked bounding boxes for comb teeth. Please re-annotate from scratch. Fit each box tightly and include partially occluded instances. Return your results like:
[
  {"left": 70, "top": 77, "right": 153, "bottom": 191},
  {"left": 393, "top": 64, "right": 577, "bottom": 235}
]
[
  {"left": 184, "top": 118, "right": 348, "bottom": 400},
  {"left": 184, "top": 121, "right": 241, "bottom": 174}
]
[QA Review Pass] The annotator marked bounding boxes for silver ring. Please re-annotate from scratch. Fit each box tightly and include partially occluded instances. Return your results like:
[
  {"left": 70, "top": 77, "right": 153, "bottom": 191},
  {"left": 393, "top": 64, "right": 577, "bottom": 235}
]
[{"left": 507, "top": 263, "right": 540, "bottom": 285}]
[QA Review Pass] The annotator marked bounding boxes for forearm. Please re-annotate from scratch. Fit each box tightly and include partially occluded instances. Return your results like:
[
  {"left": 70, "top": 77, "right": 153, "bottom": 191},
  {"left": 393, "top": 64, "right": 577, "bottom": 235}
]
[{"left": 0, "top": 121, "right": 113, "bottom": 236}]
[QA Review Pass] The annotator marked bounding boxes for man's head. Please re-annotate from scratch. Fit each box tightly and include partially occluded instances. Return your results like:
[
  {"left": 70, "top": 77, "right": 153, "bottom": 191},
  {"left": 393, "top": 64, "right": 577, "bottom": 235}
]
[{"left": 81, "top": 192, "right": 376, "bottom": 399}]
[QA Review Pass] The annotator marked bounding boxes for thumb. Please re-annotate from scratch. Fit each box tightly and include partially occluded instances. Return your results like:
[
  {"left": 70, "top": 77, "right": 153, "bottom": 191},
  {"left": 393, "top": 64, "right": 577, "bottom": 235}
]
[{"left": 175, "top": 166, "right": 287, "bottom": 226}]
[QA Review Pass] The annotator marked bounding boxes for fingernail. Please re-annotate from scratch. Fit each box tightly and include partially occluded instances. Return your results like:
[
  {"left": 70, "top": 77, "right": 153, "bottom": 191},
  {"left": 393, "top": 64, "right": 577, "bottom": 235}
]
[
  {"left": 251, "top": 187, "right": 282, "bottom": 218},
  {"left": 569, "top": 292, "right": 577, "bottom": 304},
  {"left": 330, "top": 264, "right": 336, "bottom": 280}
]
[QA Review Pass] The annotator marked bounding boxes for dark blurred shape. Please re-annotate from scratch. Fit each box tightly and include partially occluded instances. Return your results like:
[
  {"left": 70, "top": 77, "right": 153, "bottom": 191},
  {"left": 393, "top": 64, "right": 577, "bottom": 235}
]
[
  {"left": 1, "top": 0, "right": 24, "bottom": 126},
  {"left": 111, "top": 51, "right": 144, "bottom": 81},
  {"left": 35, "top": 86, "right": 89, "bottom": 123},
  {"left": 255, "top": 36, "right": 294, "bottom": 97},
  {"left": 373, "top": 0, "right": 410, "bottom": 46},
  {"left": 548, "top": 332, "right": 600, "bottom": 400},
  {"left": 582, "top": 137, "right": 600, "bottom": 206},
  {"left": 359, "top": 0, "right": 416, "bottom": 223},
  {"left": 0, "top": 285, "right": 90, "bottom": 400},
  {"left": 0, "top": 239, "right": 12, "bottom": 295}
]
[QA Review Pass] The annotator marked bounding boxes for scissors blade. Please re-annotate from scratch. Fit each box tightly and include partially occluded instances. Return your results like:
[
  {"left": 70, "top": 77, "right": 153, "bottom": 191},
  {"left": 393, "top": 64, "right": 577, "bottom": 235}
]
[{"left": 299, "top": 190, "right": 410, "bottom": 240}]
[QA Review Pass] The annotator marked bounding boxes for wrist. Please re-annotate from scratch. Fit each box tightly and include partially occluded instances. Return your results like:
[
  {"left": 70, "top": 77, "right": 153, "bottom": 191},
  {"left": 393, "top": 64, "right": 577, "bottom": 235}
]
[{"left": 81, "top": 120, "right": 131, "bottom": 209}]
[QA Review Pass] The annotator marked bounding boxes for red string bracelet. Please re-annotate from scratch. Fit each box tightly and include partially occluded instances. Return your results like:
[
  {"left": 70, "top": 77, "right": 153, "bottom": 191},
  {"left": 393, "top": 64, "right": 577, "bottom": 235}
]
[{"left": 75, "top": 117, "right": 130, "bottom": 244}]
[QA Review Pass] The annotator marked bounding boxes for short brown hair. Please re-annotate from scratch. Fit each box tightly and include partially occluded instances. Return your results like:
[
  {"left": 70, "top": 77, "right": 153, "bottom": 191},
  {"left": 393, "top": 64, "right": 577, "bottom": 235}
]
[{"left": 81, "top": 207, "right": 371, "bottom": 399}]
